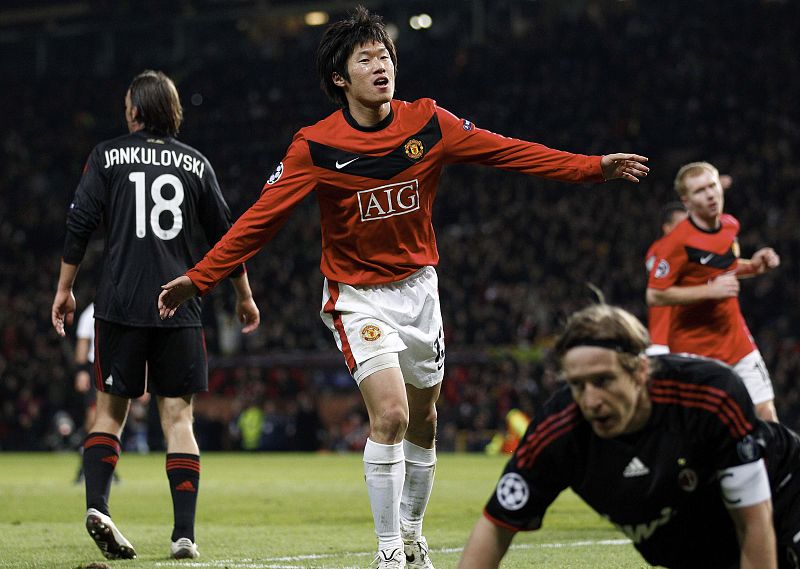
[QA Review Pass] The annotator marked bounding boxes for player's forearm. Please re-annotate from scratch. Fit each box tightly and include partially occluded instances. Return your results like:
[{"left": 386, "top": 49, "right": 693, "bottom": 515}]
[
  {"left": 735, "top": 259, "right": 759, "bottom": 279},
  {"left": 730, "top": 502, "right": 777, "bottom": 569},
  {"left": 646, "top": 286, "right": 712, "bottom": 306},
  {"left": 230, "top": 272, "right": 253, "bottom": 301},
  {"left": 457, "top": 517, "right": 515, "bottom": 569},
  {"left": 739, "top": 532, "right": 777, "bottom": 569},
  {"left": 56, "top": 260, "right": 80, "bottom": 292}
]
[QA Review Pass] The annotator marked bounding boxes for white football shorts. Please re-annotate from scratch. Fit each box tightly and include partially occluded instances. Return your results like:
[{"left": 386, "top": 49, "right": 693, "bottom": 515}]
[
  {"left": 733, "top": 349, "right": 775, "bottom": 405},
  {"left": 320, "top": 266, "right": 445, "bottom": 389}
]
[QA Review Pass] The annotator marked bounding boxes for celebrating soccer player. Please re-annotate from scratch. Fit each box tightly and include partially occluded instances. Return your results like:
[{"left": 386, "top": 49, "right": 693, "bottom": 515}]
[
  {"left": 158, "top": 7, "right": 648, "bottom": 568},
  {"left": 459, "top": 304, "right": 800, "bottom": 569},
  {"left": 645, "top": 161, "right": 780, "bottom": 421},
  {"left": 51, "top": 70, "right": 260, "bottom": 560}
]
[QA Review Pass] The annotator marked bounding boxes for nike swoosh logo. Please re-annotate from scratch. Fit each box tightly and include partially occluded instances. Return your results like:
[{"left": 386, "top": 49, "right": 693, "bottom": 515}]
[
  {"left": 700, "top": 254, "right": 714, "bottom": 264},
  {"left": 335, "top": 157, "right": 359, "bottom": 169}
]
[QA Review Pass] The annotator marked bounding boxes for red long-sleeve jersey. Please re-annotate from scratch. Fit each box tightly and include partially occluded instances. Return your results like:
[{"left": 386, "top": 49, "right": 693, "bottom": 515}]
[
  {"left": 644, "top": 237, "right": 672, "bottom": 347},
  {"left": 187, "top": 98, "right": 604, "bottom": 292}
]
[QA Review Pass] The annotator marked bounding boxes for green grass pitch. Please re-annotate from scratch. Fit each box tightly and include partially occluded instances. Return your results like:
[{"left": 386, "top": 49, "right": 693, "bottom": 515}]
[{"left": 0, "top": 452, "right": 653, "bottom": 568}]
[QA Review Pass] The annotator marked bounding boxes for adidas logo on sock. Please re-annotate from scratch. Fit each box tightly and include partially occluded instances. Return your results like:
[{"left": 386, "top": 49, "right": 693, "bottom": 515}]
[
  {"left": 623, "top": 457, "right": 650, "bottom": 478},
  {"left": 175, "top": 480, "right": 197, "bottom": 492}
]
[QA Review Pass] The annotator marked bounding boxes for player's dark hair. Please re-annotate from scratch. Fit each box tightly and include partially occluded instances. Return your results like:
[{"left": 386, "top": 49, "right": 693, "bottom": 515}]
[
  {"left": 554, "top": 304, "right": 650, "bottom": 374},
  {"left": 316, "top": 5, "right": 397, "bottom": 108},
  {"left": 128, "top": 70, "right": 183, "bottom": 137},
  {"left": 659, "top": 201, "right": 686, "bottom": 226}
]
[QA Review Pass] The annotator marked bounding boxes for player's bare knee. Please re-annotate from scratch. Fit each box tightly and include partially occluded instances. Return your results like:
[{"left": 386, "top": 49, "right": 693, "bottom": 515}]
[
  {"left": 406, "top": 413, "right": 437, "bottom": 447},
  {"left": 371, "top": 404, "right": 409, "bottom": 442},
  {"left": 158, "top": 397, "right": 194, "bottom": 433}
]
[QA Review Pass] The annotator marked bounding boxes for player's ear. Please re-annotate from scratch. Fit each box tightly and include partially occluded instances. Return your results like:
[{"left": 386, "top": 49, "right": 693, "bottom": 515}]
[
  {"left": 126, "top": 103, "right": 139, "bottom": 124},
  {"left": 332, "top": 72, "right": 346, "bottom": 87}
]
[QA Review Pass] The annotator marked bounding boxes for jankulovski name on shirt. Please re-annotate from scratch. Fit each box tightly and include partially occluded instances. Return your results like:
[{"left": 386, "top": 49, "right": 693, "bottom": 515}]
[{"left": 103, "top": 141, "right": 205, "bottom": 179}]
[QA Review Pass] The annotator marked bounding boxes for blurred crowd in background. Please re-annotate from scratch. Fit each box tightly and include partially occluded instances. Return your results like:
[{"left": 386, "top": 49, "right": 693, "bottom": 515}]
[{"left": 1, "top": 0, "right": 799, "bottom": 453}]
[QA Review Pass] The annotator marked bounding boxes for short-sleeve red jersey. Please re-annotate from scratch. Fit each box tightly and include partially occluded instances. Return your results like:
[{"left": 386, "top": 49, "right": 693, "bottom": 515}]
[
  {"left": 646, "top": 214, "right": 755, "bottom": 365},
  {"left": 644, "top": 238, "right": 672, "bottom": 347},
  {"left": 186, "top": 98, "right": 604, "bottom": 292}
]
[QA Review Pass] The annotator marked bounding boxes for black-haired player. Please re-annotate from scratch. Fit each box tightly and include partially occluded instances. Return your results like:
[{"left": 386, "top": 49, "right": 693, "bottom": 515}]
[{"left": 157, "top": 6, "right": 650, "bottom": 568}]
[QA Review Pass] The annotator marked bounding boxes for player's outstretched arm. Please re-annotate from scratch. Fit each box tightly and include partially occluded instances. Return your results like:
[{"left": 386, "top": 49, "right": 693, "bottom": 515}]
[
  {"left": 158, "top": 275, "right": 199, "bottom": 320},
  {"left": 600, "top": 153, "right": 650, "bottom": 182},
  {"left": 52, "top": 261, "right": 79, "bottom": 337},
  {"left": 457, "top": 517, "right": 515, "bottom": 569},
  {"left": 230, "top": 273, "right": 260, "bottom": 334}
]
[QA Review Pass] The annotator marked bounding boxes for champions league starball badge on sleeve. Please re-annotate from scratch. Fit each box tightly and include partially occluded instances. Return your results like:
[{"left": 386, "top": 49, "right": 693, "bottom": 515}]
[{"left": 496, "top": 473, "right": 529, "bottom": 511}]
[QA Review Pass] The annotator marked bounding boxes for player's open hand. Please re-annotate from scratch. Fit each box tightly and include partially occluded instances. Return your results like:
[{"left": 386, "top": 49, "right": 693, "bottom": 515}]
[
  {"left": 750, "top": 247, "right": 780, "bottom": 274},
  {"left": 236, "top": 296, "right": 261, "bottom": 334},
  {"left": 158, "top": 275, "right": 199, "bottom": 320},
  {"left": 51, "top": 289, "right": 76, "bottom": 337},
  {"left": 601, "top": 153, "right": 650, "bottom": 183}
]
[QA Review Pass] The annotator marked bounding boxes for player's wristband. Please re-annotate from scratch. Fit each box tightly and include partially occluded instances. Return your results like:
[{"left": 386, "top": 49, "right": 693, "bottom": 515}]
[{"left": 76, "top": 363, "right": 91, "bottom": 373}]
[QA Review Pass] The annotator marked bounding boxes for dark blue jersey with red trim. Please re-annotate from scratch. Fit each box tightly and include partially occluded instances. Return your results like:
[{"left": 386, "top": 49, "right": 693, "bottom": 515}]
[
  {"left": 484, "top": 354, "right": 800, "bottom": 569},
  {"left": 63, "top": 130, "right": 242, "bottom": 327}
]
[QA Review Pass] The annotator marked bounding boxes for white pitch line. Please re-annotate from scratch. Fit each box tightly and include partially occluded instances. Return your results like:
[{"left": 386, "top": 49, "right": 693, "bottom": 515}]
[{"left": 154, "top": 538, "right": 632, "bottom": 568}]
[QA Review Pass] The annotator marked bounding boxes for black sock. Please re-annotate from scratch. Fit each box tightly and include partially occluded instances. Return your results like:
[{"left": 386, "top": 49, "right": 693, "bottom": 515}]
[
  {"left": 166, "top": 453, "right": 200, "bottom": 542},
  {"left": 83, "top": 433, "right": 121, "bottom": 515}
]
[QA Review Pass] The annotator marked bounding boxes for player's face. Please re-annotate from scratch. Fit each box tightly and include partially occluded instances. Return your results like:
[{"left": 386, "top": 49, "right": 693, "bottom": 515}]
[
  {"left": 682, "top": 171, "right": 724, "bottom": 223},
  {"left": 562, "top": 347, "right": 650, "bottom": 439},
  {"left": 335, "top": 41, "right": 395, "bottom": 111}
]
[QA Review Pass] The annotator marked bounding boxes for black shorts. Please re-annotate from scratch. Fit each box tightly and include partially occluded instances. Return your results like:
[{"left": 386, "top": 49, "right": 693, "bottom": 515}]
[{"left": 94, "top": 319, "right": 208, "bottom": 398}]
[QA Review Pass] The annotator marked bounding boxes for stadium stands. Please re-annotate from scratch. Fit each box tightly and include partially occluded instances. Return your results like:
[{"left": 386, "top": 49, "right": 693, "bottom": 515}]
[{"left": 1, "top": 0, "right": 798, "bottom": 450}]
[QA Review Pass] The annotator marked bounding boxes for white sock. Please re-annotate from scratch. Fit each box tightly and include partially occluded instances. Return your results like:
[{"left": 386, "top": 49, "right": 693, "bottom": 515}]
[
  {"left": 364, "top": 438, "right": 405, "bottom": 551},
  {"left": 400, "top": 439, "right": 436, "bottom": 541}
]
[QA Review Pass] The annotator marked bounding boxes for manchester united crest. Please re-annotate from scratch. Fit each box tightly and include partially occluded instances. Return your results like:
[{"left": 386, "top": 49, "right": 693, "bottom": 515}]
[
  {"left": 360, "top": 324, "right": 382, "bottom": 342},
  {"left": 404, "top": 138, "right": 425, "bottom": 161}
]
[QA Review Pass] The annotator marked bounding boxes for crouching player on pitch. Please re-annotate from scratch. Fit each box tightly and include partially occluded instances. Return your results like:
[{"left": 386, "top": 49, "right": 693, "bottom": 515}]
[{"left": 458, "top": 304, "right": 800, "bottom": 569}]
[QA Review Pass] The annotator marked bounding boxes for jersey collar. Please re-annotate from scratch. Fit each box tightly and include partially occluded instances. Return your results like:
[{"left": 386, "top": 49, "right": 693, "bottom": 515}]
[
  {"left": 343, "top": 106, "right": 395, "bottom": 132},
  {"left": 688, "top": 214, "right": 722, "bottom": 234}
]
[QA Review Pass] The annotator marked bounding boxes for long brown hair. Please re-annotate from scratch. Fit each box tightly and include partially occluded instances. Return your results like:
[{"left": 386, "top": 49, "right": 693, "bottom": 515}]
[{"left": 128, "top": 70, "right": 183, "bottom": 136}]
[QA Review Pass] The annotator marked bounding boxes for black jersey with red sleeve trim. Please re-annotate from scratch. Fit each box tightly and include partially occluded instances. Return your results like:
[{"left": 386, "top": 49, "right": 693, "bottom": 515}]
[
  {"left": 186, "top": 98, "right": 604, "bottom": 294},
  {"left": 646, "top": 215, "right": 755, "bottom": 364},
  {"left": 63, "top": 130, "right": 242, "bottom": 327},
  {"left": 484, "top": 354, "right": 799, "bottom": 569}
]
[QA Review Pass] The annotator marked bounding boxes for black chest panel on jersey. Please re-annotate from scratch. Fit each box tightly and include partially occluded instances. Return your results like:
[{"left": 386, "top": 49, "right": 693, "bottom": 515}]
[
  {"left": 684, "top": 245, "right": 736, "bottom": 269},
  {"left": 306, "top": 113, "right": 442, "bottom": 180}
]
